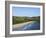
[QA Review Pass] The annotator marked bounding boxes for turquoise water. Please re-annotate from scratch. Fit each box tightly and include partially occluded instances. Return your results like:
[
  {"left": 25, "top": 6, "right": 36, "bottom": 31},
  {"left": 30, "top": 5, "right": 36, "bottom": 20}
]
[
  {"left": 13, "top": 21, "right": 40, "bottom": 31},
  {"left": 22, "top": 21, "right": 40, "bottom": 30}
]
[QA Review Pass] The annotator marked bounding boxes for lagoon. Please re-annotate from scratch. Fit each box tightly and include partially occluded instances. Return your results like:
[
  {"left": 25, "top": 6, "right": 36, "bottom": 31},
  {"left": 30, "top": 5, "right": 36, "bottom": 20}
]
[{"left": 13, "top": 21, "right": 40, "bottom": 31}]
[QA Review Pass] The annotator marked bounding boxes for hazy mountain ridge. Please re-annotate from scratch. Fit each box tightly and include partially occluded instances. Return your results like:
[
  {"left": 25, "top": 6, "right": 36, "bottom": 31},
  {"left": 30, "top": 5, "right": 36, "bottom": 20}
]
[{"left": 12, "top": 16, "right": 40, "bottom": 24}]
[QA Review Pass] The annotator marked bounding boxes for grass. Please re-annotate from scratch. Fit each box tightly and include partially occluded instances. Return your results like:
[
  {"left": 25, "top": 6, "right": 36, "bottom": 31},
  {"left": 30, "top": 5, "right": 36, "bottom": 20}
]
[{"left": 12, "top": 16, "right": 40, "bottom": 25}]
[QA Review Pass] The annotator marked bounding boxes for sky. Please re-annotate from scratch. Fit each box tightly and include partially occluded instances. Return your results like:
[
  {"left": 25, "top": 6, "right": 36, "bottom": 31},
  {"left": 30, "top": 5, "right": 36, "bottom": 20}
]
[{"left": 12, "top": 7, "right": 40, "bottom": 17}]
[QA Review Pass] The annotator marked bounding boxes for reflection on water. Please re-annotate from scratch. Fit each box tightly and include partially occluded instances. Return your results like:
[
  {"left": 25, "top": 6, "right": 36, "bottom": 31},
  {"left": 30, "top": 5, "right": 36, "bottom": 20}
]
[{"left": 13, "top": 21, "right": 40, "bottom": 31}]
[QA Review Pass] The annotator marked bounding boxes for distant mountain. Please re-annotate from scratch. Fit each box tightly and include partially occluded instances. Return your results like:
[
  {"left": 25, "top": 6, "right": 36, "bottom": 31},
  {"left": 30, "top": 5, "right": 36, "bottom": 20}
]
[
  {"left": 12, "top": 16, "right": 40, "bottom": 21},
  {"left": 12, "top": 16, "right": 40, "bottom": 24}
]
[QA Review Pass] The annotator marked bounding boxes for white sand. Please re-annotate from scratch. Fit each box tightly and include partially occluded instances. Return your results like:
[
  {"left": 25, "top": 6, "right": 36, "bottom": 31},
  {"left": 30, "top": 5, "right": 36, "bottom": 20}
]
[{"left": 13, "top": 21, "right": 32, "bottom": 28}]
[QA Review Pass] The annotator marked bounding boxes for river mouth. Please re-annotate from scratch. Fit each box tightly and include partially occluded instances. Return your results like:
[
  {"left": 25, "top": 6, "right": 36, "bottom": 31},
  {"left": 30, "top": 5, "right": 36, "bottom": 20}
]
[{"left": 12, "top": 21, "right": 40, "bottom": 31}]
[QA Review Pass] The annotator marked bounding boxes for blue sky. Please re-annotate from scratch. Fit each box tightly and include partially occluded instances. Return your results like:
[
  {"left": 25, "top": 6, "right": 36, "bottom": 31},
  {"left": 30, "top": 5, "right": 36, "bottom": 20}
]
[{"left": 12, "top": 7, "right": 40, "bottom": 17}]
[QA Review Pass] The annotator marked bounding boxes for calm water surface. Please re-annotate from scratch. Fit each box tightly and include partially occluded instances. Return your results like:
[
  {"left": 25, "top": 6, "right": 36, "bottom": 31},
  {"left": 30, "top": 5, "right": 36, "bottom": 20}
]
[{"left": 13, "top": 21, "right": 40, "bottom": 31}]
